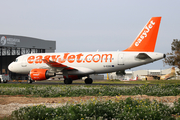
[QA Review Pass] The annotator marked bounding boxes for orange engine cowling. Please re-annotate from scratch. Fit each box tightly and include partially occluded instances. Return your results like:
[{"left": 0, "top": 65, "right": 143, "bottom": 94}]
[{"left": 30, "top": 69, "right": 56, "bottom": 81}]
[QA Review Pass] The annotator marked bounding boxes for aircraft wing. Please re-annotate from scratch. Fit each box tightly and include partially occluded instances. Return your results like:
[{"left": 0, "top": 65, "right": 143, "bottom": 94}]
[
  {"left": 42, "top": 59, "right": 94, "bottom": 74},
  {"left": 42, "top": 59, "right": 75, "bottom": 72}
]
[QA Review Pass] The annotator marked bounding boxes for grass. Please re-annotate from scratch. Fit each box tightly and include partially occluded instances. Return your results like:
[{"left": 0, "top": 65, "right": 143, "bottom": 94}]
[
  {"left": 9, "top": 97, "right": 180, "bottom": 120},
  {"left": 41, "top": 79, "right": 180, "bottom": 84},
  {"left": 0, "top": 83, "right": 39, "bottom": 88},
  {"left": 2, "top": 79, "right": 180, "bottom": 88},
  {"left": 93, "top": 79, "right": 180, "bottom": 84},
  {"left": 1, "top": 84, "right": 180, "bottom": 97},
  {"left": 1, "top": 82, "right": 180, "bottom": 119},
  {"left": 16, "top": 79, "right": 180, "bottom": 85}
]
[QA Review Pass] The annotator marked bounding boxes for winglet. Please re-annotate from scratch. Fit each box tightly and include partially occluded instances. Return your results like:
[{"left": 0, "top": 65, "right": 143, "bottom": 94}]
[{"left": 123, "top": 17, "right": 161, "bottom": 52}]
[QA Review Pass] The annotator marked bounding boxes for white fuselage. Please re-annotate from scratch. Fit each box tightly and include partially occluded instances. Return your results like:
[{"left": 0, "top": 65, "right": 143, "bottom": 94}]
[
  {"left": 8, "top": 17, "right": 164, "bottom": 83},
  {"left": 8, "top": 51, "right": 164, "bottom": 75}
]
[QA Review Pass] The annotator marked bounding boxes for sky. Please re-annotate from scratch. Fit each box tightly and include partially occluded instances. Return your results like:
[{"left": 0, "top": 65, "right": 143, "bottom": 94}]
[{"left": 0, "top": 0, "right": 180, "bottom": 71}]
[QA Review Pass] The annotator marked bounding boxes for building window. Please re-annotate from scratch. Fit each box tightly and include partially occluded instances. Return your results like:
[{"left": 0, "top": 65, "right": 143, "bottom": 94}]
[{"left": 150, "top": 72, "right": 160, "bottom": 75}]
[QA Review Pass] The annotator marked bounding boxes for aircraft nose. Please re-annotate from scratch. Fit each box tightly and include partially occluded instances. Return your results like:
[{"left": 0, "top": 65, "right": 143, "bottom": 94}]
[{"left": 8, "top": 62, "right": 16, "bottom": 73}]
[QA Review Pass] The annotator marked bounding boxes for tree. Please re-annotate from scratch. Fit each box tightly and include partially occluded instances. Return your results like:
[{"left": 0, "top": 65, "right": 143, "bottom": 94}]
[{"left": 163, "top": 39, "right": 180, "bottom": 74}]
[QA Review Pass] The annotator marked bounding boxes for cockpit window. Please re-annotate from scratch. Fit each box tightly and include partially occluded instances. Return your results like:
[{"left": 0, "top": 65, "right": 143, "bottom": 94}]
[{"left": 14, "top": 59, "right": 18, "bottom": 62}]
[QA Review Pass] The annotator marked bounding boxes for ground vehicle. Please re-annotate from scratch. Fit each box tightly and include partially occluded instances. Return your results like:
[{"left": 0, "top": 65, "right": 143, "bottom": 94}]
[{"left": 0, "top": 74, "right": 10, "bottom": 83}]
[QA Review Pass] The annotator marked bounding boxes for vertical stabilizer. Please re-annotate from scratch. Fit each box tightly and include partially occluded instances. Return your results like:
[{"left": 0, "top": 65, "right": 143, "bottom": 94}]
[{"left": 123, "top": 17, "right": 161, "bottom": 52}]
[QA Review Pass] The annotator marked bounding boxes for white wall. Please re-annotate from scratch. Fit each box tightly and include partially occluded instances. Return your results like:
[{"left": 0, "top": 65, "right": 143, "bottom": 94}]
[{"left": 109, "top": 67, "right": 179, "bottom": 80}]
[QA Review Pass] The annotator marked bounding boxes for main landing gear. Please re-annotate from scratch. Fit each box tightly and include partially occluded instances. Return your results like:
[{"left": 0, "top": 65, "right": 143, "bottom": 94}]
[
  {"left": 85, "top": 78, "right": 93, "bottom": 84},
  {"left": 64, "top": 78, "right": 72, "bottom": 84},
  {"left": 63, "top": 78, "right": 93, "bottom": 84}
]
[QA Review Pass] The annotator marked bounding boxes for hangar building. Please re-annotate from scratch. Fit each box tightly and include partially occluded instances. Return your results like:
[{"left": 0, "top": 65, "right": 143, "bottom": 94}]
[{"left": 0, "top": 34, "right": 56, "bottom": 80}]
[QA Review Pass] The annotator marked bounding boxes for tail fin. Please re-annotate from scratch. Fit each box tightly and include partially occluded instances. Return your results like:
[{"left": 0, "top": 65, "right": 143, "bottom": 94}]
[{"left": 123, "top": 17, "right": 161, "bottom": 52}]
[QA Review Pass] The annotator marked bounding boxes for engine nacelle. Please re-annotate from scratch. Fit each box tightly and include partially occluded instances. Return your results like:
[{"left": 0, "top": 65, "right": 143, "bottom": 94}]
[
  {"left": 63, "top": 75, "right": 82, "bottom": 80},
  {"left": 30, "top": 69, "right": 56, "bottom": 81}
]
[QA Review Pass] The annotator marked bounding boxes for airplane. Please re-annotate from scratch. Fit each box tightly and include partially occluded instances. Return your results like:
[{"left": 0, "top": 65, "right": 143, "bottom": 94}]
[{"left": 8, "top": 17, "right": 166, "bottom": 84}]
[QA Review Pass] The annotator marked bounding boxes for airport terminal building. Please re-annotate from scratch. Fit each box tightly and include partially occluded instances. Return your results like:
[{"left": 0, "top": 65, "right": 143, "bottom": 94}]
[{"left": 0, "top": 34, "right": 56, "bottom": 79}]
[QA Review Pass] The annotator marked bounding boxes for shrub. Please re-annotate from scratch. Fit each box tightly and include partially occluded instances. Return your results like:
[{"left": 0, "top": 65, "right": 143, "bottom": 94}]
[{"left": 11, "top": 97, "right": 180, "bottom": 120}]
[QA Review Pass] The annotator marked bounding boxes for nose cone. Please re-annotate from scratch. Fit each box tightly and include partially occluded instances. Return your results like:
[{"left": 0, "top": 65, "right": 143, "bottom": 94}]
[
  {"left": 8, "top": 62, "right": 20, "bottom": 73},
  {"left": 8, "top": 62, "right": 29, "bottom": 74},
  {"left": 8, "top": 62, "right": 15, "bottom": 73}
]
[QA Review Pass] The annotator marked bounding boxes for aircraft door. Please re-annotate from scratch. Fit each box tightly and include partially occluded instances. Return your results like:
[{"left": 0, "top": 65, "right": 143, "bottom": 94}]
[{"left": 118, "top": 53, "right": 124, "bottom": 65}]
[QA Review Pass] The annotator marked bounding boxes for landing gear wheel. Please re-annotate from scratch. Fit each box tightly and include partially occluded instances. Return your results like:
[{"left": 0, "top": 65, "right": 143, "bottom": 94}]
[
  {"left": 64, "top": 78, "right": 72, "bottom": 84},
  {"left": 85, "top": 78, "right": 93, "bottom": 84},
  {"left": 27, "top": 76, "right": 33, "bottom": 83},
  {"left": 3, "top": 80, "right": 7, "bottom": 83},
  {"left": 27, "top": 76, "right": 33, "bottom": 84},
  {"left": 27, "top": 79, "right": 33, "bottom": 83}
]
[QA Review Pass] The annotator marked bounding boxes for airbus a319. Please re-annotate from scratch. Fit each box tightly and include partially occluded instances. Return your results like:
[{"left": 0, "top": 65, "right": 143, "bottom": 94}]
[{"left": 8, "top": 17, "right": 165, "bottom": 84}]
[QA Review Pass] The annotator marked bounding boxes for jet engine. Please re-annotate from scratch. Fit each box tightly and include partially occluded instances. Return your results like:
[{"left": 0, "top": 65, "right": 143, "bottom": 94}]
[{"left": 30, "top": 69, "right": 56, "bottom": 81}]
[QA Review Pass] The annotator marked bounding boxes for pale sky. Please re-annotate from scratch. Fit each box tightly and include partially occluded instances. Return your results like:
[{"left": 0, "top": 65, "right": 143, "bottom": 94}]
[{"left": 0, "top": 0, "right": 179, "bottom": 70}]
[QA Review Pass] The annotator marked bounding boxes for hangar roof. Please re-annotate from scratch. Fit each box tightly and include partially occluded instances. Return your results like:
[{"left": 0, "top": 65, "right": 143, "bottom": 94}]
[{"left": 0, "top": 34, "right": 56, "bottom": 50}]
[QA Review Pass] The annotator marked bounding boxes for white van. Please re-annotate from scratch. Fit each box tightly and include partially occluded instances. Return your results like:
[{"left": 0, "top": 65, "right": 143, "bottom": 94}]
[{"left": 0, "top": 74, "right": 10, "bottom": 83}]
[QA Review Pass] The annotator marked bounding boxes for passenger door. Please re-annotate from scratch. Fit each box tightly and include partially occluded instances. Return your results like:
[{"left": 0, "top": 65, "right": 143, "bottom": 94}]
[{"left": 118, "top": 53, "right": 124, "bottom": 65}]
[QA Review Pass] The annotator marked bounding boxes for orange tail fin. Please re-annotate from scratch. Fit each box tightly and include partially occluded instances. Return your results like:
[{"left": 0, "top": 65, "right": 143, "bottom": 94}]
[{"left": 123, "top": 17, "right": 161, "bottom": 52}]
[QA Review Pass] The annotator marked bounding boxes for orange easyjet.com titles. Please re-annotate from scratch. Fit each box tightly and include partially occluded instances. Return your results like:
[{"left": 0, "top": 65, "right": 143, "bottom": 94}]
[{"left": 27, "top": 53, "right": 113, "bottom": 64}]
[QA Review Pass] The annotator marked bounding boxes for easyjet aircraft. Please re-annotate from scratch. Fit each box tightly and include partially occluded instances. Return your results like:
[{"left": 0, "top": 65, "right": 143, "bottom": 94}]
[{"left": 8, "top": 17, "right": 165, "bottom": 84}]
